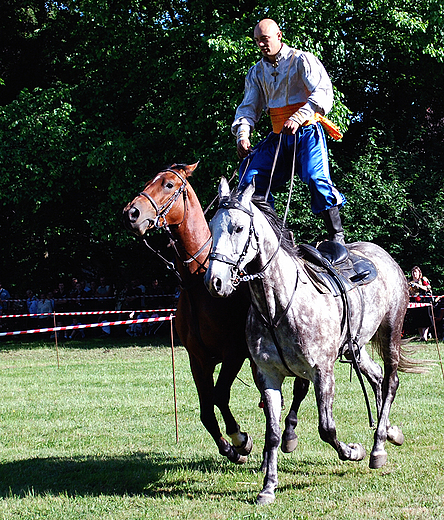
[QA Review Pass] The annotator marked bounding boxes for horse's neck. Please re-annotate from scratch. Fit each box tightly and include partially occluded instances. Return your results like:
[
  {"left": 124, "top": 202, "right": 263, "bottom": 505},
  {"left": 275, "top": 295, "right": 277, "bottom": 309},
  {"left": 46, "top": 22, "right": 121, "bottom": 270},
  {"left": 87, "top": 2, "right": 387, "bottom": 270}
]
[
  {"left": 251, "top": 209, "right": 299, "bottom": 310},
  {"left": 171, "top": 187, "right": 211, "bottom": 276}
]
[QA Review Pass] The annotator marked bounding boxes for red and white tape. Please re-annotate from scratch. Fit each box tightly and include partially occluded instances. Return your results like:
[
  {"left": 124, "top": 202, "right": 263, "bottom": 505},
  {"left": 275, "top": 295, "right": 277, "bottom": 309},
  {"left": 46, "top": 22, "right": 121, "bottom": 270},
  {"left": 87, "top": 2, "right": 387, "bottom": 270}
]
[
  {"left": 0, "top": 315, "right": 174, "bottom": 337},
  {"left": 0, "top": 309, "right": 176, "bottom": 319}
]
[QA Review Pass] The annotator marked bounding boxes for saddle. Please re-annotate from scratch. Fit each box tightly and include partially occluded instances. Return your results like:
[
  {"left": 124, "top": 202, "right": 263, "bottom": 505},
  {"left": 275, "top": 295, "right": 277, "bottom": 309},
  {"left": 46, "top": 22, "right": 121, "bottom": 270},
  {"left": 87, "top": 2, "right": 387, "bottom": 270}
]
[{"left": 299, "top": 241, "right": 377, "bottom": 296}]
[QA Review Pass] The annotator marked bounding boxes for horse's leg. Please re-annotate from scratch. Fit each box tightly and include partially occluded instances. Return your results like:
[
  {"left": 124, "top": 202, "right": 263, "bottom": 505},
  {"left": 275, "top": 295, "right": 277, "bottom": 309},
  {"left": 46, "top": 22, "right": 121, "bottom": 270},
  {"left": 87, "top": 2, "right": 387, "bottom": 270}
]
[
  {"left": 281, "top": 377, "right": 310, "bottom": 453},
  {"left": 214, "top": 356, "right": 253, "bottom": 456},
  {"left": 370, "top": 362, "right": 401, "bottom": 469},
  {"left": 189, "top": 354, "right": 247, "bottom": 464},
  {"left": 314, "top": 368, "right": 367, "bottom": 462},
  {"left": 256, "top": 371, "right": 284, "bottom": 505},
  {"left": 357, "top": 347, "right": 404, "bottom": 446}
]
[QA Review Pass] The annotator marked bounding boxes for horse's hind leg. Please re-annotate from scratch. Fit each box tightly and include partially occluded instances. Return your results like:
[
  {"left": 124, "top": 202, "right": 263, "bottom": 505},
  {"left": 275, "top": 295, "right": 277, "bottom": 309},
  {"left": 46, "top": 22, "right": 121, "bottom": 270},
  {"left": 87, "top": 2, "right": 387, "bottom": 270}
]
[
  {"left": 315, "top": 368, "right": 367, "bottom": 462},
  {"left": 358, "top": 347, "right": 404, "bottom": 446},
  {"left": 281, "top": 377, "right": 310, "bottom": 453},
  {"left": 214, "top": 356, "right": 253, "bottom": 456},
  {"left": 370, "top": 363, "right": 400, "bottom": 469}
]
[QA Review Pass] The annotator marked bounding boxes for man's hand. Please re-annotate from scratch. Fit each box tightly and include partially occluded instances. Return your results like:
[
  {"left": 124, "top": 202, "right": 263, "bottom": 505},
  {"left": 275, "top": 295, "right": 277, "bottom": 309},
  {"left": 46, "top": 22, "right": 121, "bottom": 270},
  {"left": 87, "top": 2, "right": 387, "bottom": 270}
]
[
  {"left": 282, "top": 118, "right": 300, "bottom": 135},
  {"left": 237, "top": 139, "right": 252, "bottom": 159}
]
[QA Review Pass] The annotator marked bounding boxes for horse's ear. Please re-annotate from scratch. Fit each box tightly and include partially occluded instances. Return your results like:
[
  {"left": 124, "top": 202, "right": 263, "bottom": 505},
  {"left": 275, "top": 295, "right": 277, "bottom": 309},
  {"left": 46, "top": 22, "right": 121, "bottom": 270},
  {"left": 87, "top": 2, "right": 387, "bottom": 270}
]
[
  {"left": 218, "top": 177, "right": 230, "bottom": 200},
  {"left": 238, "top": 178, "right": 255, "bottom": 206},
  {"left": 171, "top": 162, "right": 199, "bottom": 178},
  {"left": 182, "top": 162, "right": 199, "bottom": 177}
]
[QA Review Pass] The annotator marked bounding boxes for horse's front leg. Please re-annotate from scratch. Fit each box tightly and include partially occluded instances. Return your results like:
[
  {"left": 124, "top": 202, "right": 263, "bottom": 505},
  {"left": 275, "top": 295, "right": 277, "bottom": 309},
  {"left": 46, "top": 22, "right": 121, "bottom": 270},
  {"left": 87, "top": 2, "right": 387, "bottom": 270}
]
[
  {"left": 189, "top": 354, "right": 247, "bottom": 464},
  {"left": 257, "top": 371, "right": 284, "bottom": 505},
  {"left": 315, "top": 367, "right": 366, "bottom": 462},
  {"left": 281, "top": 376, "right": 310, "bottom": 453},
  {"left": 214, "top": 356, "right": 253, "bottom": 457}
]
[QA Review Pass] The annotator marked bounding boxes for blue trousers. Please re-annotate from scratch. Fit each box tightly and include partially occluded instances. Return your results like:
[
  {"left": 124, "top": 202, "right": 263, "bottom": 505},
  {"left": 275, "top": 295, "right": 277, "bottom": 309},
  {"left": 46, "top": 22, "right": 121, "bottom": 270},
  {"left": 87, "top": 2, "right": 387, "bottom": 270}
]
[{"left": 238, "top": 123, "right": 346, "bottom": 214}]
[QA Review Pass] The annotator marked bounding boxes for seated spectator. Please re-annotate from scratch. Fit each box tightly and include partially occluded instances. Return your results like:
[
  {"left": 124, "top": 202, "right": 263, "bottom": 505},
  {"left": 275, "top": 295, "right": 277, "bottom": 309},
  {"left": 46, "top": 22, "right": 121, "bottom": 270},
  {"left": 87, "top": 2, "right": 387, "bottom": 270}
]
[
  {"left": 126, "top": 312, "right": 149, "bottom": 337},
  {"left": 68, "top": 317, "right": 85, "bottom": 340}
]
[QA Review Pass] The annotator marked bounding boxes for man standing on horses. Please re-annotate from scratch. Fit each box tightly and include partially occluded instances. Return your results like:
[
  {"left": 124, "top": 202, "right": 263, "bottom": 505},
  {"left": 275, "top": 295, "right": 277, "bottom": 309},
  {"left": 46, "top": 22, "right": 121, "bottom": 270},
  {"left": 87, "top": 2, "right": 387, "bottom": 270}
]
[{"left": 233, "top": 18, "right": 346, "bottom": 244}]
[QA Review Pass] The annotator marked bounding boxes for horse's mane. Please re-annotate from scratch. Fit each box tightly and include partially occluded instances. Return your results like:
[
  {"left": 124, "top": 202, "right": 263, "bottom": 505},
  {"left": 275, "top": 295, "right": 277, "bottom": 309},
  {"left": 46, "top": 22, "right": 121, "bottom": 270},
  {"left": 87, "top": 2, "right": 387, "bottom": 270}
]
[{"left": 242, "top": 193, "right": 300, "bottom": 259}]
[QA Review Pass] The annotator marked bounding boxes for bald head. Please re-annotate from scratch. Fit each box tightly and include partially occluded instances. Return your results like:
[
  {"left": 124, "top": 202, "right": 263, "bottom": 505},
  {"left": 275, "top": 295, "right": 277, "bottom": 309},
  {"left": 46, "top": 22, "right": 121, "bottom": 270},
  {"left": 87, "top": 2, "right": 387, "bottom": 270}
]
[{"left": 254, "top": 19, "right": 283, "bottom": 63}]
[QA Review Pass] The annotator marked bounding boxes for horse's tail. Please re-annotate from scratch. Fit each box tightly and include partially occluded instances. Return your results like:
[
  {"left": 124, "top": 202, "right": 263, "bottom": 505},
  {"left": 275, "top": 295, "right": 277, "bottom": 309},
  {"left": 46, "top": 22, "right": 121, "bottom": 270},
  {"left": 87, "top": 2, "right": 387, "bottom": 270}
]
[{"left": 371, "top": 332, "right": 431, "bottom": 374}]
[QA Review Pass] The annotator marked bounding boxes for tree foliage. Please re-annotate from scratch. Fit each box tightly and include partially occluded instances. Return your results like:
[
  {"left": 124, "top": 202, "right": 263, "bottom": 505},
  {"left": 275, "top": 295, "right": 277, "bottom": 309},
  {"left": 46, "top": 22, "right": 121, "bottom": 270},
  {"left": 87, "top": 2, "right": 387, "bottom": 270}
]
[{"left": 1, "top": 0, "right": 444, "bottom": 294}]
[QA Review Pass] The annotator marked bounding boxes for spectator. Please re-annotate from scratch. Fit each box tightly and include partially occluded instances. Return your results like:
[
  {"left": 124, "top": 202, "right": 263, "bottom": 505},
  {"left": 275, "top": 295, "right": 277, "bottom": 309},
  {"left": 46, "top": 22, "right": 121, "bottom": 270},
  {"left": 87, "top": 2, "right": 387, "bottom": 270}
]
[
  {"left": 36, "top": 292, "right": 54, "bottom": 331},
  {"left": 68, "top": 316, "right": 85, "bottom": 340},
  {"left": 26, "top": 289, "right": 39, "bottom": 314},
  {"left": 0, "top": 282, "right": 11, "bottom": 315},
  {"left": 125, "top": 280, "right": 142, "bottom": 311},
  {"left": 69, "top": 282, "right": 87, "bottom": 311},
  {"left": 408, "top": 266, "right": 433, "bottom": 341},
  {"left": 96, "top": 276, "right": 113, "bottom": 310}
]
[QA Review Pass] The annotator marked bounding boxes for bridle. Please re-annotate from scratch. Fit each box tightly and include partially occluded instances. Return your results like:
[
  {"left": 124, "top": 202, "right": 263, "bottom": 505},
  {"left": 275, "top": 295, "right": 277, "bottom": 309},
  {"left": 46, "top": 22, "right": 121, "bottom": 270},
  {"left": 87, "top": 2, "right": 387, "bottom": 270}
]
[
  {"left": 139, "top": 168, "right": 188, "bottom": 230},
  {"left": 208, "top": 198, "right": 262, "bottom": 287},
  {"left": 139, "top": 168, "right": 211, "bottom": 278}
]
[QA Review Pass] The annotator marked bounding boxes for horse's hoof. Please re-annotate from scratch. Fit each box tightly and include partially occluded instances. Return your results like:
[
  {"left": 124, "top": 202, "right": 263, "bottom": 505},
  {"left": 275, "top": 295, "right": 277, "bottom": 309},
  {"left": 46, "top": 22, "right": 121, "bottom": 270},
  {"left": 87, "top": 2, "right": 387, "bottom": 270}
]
[
  {"left": 281, "top": 436, "right": 298, "bottom": 453},
  {"left": 349, "top": 443, "right": 366, "bottom": 461},
  {"left": 235, "top": 454, "right": 248, "bottom": 465},
  {"left": 387, "top": 426, "right": 404, "bottom": 446},
  {"left": 370, "top": 450, "right": 388, "bottom": 469},
  {"left": 235, "top": 433, "right": 253, "bottom": 456},
  {"left": 256, "top": 490, "right": 275, "bottom": 505}
]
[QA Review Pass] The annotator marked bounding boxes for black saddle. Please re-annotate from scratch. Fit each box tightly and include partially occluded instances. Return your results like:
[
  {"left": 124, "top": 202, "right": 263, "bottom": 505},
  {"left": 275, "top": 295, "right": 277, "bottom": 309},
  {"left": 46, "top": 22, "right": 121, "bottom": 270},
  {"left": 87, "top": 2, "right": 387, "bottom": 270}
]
[{"left": 299, "top": 241, "right": 377, "bottom": 296}]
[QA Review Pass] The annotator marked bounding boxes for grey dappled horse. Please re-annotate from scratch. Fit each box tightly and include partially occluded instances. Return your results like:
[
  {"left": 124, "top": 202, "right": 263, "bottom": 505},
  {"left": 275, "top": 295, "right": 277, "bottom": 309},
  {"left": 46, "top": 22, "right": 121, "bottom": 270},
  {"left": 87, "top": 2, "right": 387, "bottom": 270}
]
[{"left": 204, "top": 178, "right": 423, "bottom": 505}]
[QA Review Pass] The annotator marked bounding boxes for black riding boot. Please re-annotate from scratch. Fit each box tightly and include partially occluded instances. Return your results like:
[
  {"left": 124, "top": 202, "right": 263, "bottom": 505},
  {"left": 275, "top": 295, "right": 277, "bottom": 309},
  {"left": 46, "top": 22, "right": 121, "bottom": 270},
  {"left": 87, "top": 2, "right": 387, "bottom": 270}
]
[{"left": 321, "top": 207, "right": 345, "bottom": 245}]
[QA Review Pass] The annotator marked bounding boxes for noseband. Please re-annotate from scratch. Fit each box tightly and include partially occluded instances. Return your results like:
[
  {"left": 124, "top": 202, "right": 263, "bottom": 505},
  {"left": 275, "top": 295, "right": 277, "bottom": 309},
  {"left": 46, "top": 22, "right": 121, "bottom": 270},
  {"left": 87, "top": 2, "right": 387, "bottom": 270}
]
[{"left": 139, "top": 168, "right": 187, "bottom": 229}]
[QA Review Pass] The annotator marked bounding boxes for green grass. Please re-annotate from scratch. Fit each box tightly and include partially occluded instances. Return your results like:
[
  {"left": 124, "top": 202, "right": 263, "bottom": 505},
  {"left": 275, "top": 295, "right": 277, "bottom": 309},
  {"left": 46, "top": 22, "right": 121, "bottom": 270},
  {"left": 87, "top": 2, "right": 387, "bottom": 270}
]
[{"left": 0, "top": 334, "right": 443, "bottom": 519}]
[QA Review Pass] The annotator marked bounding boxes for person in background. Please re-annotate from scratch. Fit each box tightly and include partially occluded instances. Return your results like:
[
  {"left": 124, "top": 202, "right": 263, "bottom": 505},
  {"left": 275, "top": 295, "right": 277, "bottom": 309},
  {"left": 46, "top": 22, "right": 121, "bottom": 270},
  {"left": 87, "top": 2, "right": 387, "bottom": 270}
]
[
  {"left": 68, "top": 316, "right": 85, "bottom": 340},
  {"left": 408, "top": 266, "right": 433, "bottom": 341},
  {"left": 0, "top": 282, "right": 11, "bottom": 315},
  {"left": 36, "top": 292, "right": 54, "bottom": 332}
]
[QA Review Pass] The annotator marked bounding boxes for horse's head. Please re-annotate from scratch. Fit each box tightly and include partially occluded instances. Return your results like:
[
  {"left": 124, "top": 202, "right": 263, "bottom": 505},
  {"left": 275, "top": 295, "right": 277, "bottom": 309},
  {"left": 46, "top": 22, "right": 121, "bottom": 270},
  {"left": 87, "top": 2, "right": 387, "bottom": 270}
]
[
  {"left": 204, "top": 178, "right": 257, "bottom": 298},
  {"left": 123, "top": 163, "right": 198, "bottom": 235}
]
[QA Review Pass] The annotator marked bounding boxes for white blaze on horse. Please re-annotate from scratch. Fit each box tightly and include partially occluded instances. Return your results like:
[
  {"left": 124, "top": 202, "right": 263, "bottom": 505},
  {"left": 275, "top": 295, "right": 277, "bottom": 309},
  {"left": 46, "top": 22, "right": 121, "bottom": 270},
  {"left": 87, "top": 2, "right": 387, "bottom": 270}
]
[{"left": 204, "top": 177, "right": 424, "bottom": 505}]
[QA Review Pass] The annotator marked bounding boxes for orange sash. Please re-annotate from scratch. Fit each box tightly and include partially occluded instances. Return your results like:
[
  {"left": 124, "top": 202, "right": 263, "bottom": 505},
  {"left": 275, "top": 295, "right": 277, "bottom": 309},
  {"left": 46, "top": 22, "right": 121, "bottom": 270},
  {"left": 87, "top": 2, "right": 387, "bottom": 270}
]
[{"left": 269, "top": 104, "right": 343, "bottom": 140}]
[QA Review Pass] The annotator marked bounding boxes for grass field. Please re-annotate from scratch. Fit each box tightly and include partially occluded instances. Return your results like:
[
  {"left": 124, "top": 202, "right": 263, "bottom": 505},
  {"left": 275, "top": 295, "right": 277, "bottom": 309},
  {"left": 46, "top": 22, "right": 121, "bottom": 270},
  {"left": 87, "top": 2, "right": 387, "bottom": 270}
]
[{"left": 0, "top": 330, "right": 443, "bottom": 519}]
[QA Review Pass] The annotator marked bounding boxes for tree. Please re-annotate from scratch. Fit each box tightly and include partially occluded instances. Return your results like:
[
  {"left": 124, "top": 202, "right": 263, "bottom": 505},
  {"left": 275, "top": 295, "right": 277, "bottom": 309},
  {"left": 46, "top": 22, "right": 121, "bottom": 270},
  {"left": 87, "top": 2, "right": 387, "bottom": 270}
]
[{"left": 1, "top": 0, "right": 444, "bottom": 294}]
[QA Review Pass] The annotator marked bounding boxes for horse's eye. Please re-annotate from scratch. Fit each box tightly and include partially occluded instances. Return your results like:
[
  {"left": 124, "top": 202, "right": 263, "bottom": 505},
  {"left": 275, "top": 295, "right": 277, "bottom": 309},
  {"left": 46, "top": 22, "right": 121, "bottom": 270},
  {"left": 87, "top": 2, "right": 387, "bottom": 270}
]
[
  {"left": 235, "top": 226, "right": 244, "bottom": 234},
  {"left": 165, "top": 181, "right": 174, "bottom": 189}
]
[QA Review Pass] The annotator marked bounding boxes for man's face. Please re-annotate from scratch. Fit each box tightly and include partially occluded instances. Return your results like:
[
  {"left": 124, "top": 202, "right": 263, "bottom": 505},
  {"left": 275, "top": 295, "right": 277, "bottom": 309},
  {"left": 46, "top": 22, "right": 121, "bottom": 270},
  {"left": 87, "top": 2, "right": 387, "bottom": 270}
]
[{"left": 254, "top": 24, "right": 282, "bottom": 59}]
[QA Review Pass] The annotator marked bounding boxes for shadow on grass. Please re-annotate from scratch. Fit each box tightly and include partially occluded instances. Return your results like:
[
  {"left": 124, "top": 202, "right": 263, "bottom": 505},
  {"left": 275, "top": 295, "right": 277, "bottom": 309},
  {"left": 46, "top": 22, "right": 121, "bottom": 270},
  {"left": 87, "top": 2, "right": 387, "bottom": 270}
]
[
  {"left": 0, "top": 451, "right": 257, "bottom": 499},
  {"left": 0, "top": 451, "right": 355, "bottom": 501}
]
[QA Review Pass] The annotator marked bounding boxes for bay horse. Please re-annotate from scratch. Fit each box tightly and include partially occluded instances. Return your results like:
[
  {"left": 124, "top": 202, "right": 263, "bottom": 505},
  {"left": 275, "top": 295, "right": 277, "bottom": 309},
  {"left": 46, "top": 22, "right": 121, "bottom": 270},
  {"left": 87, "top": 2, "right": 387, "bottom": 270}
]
[
  {"left": 123, "top": 163, "right": 312, "bottom": 464},
  {"left": 123, "top": 163, "right": 253, "bottom": 463},
  {"left": 205, "top": 178, "right": 423, "bottom": 504}
]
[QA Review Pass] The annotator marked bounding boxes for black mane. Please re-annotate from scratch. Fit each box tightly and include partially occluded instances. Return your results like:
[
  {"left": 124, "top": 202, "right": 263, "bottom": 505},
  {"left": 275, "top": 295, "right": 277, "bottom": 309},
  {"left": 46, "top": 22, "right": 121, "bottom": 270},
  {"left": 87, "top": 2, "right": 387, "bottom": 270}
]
[{"left": 233, "top": 191, "right": 300, "bottom": 259}]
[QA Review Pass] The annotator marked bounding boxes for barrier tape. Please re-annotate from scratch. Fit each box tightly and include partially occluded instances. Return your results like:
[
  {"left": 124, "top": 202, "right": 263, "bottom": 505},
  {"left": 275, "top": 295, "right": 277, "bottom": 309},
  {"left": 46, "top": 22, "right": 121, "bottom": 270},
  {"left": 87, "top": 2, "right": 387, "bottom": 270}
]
[
  {"left": 0, "top": 315, "right": 174, "bottom": 337},
  {"left": 1, "top": 294, "right": 176, "bottom": 303},
  {"left": 407, "top": 302, "right": 432, "bottom": 308},
  {"left": 0, "top": 309, "right": 177, "bottom": 319}
]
